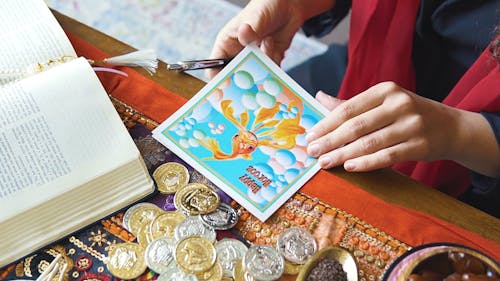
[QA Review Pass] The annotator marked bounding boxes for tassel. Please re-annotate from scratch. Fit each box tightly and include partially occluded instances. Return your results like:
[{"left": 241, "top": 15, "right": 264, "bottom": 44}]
[
  {"left": 92, "top": 67, "right": 128, "bottom": 77},
  {"left": 98, "top": 49, "right": 158, "bottom": 75}
]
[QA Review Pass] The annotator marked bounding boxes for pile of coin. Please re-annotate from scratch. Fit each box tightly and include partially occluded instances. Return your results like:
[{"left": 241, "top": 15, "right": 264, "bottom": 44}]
[{"left": 105, "top": 162, "right": 320, "bottom": 281}]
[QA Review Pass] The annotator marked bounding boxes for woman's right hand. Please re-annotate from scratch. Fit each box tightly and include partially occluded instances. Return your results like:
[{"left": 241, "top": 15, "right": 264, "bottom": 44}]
[{"left": 206, "top": 0, "right": 334, "bottom": 79}]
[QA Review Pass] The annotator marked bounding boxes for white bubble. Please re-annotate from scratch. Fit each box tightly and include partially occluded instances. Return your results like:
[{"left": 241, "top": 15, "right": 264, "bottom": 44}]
[
  {"left": 208, "top": 122, "right": 215, "bottom": 128},
  {"left": 187, "top": 118, "right": 197, "bottom": 125},
  {"left": 233, "top": 71, "right": 254, "bottom": 90},
  {"left": 184, "top": 124, "right": 192, "bottom": 130},
  {"left": 217, "top": 124, "right": 225, "bottom": 130},
  {"left": 256, "top": 91, "right": 276, "bottom": 108},
  {"left": 175, "top": 129, "right": 186, "bottom": 136},
  {"left": 290, "top": 106, "right": 299, "bottom": 114},
  {"left": 279, "top": 104, "right": 287, "bottom": 111},
  {"left": 188, "top": 137, "right": 200, "bottom": 147},
  {"left": 211, "top": 128, "right": 217, "bottom": 134},
  {"left": 192, "top": 129, "right": 206, "bottom": 139},
  {"left": 263, "top": 78, "right": 282, "bottom": 96},
  {"left": 242, "top": 92, "right": 258, "bottom": 110}
]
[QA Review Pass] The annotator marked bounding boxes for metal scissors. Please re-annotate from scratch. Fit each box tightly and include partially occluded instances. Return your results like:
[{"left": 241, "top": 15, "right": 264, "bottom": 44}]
[{"left": 166, "top": 58, "right": 232, "bottom": 71}]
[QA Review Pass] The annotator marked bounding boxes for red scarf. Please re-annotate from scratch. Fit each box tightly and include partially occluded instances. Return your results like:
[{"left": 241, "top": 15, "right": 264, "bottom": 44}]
[{"left": 337, "top": 0, "right": 500, "bottom": 196}]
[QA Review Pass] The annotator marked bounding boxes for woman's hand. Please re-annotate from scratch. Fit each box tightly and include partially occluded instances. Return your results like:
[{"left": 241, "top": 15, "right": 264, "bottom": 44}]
[
  {"left": 206, "top": 0, "right": 334, "bottom": 79},
  {"left": 307, "top": 82, "right": 500, "bottom": 177}
]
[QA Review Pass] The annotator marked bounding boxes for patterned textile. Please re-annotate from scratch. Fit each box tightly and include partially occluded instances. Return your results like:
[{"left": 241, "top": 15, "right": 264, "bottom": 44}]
[{"left": 0, "top": 97, "right": 409, "bottom": 281}]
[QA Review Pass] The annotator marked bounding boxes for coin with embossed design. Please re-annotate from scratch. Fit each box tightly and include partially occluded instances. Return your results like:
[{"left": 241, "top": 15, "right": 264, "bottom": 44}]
[
  {"left": 196, "top": 261, "right": 224, "bottom": 281},
  {"left": 150, "top": 211, "right": 186, "bottom": 239},
  {"left": 156, "top": 265, "right": 198, "bottom": 281},
  {"left": 175, "top": 237, "right": 216, "bottom": 273},
  {"left": 276, "top": 226, "right": 317, "bottom": 264},
  {"left": 232, "top": 259, "right": 254, "bottom": 281},
  {"left": 201, "top": 203, "right": 238, "bottom": 230},
  {"left": 127, "top": 203, "right": 164, "bottom": 236},
  {"left": 215, "top": 238, "right": 248, "bottom": 277},
  {"left": 136, "top": 221, "right": 154, "bottom": 247},
  {"left": 153, "top": 162, "right": 190, "bottom": 194},
  {"left": 175, "top": 183, "right": 220, "bottom": 215},
  {"left": 122, "top": 202, "right": 160, "bottom": 233},
  {"left": 144, "top": 237, "right": 177, "bottom": 274},
  {"left": 243, "top": 245, "right": 284, "bottom": 281},
  {"left": 174, "top": 216, "right": 216, "bottom": 243},
  {"left": 106, "top": 242, "right": 147, "bottom": 280}
]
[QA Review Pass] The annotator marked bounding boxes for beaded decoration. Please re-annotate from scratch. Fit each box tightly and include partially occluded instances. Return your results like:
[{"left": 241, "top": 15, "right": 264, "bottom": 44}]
[{"left": 0, "top": 96, "right": 410, "bottom": 281}]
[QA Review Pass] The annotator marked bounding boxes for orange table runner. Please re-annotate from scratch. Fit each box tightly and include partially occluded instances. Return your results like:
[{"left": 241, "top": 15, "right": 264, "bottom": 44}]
[{"left": 69, "top": 32, "right": 499, "bottom": 268}]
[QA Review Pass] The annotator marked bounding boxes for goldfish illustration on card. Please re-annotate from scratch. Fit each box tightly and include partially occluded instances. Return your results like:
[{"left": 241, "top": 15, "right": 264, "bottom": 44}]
[{"left": 153, "top": 44, "right": 328, "bottom": 221}]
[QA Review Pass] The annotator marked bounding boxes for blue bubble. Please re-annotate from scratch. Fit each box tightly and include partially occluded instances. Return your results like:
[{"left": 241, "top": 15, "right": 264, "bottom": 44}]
[
  {"left": 275, "top": 150, "right": 296, "bottom": 166},
  {"left": 284, "top": 168, "right": 300, "bottom": 182}
]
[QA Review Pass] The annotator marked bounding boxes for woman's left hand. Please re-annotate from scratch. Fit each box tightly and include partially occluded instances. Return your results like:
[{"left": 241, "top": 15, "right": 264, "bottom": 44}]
[{"left": 306, "top": 82, "right": 497, "bottom": 174}]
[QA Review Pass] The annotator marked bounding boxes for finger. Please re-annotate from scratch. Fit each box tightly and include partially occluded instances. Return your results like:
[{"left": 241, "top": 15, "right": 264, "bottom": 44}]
[
  {"left": 314, "top": 120, "right": 410, "bottom": 168},
  {"left": 307, "top": 85, "right": 385, "bottom": 142},
  {"left": 342, "top": 140, "right": 424, "bottom": 172},
  {"left": 307, "top": 104, "right": 396, "bottom": 158},
  {"left": 238, "top": 23, "right": 260, "bottom": 46},
  {"left": 315, "top": 91, "right": 344, "bottom": 110}
]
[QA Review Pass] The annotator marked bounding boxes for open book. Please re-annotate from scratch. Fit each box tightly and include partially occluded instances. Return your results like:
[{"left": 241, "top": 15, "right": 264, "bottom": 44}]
[
  {"left": 0, "top": 0, "right": 154, "bottom": 267},
  {"left": 153, "top": 44, "right": 329, "bottom": 221}
]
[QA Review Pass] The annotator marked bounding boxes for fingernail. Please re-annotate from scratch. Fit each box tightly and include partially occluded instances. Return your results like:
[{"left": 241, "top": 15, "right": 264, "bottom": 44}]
[
  {"left": 305, "top": 132, "right": 315, "bottom": 142},
  {"left": 344, "top": 161, "right": 356, "bottom": 171},
  {"left": 318, "top": 155, "right": 331, "bottom": 167},
  {"left": 307, "top": 142, "right": 320, "bottom": 157}
]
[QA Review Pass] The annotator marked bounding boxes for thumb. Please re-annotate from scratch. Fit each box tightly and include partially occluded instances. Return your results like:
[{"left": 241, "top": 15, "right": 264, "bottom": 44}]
[
  {"left": 238, "top": 23, "right": 260, "bottom": 46},
  {"left": 316, "top": 91, "right": 344, "bottom": 110}
]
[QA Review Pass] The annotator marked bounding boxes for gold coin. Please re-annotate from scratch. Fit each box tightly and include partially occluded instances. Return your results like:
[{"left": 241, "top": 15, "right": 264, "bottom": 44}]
[
  {"left": 136, "top": 221, "right": 154, "bottom": 247},
  {"left": 153, "top": 162, "right": 190, "bottom": 194},
  {"left": 128, "top": 204, "right": 164, "bottom": 236},
  {"left": 175, "top": 183, "right": 220, "bottom": 215},
  {"left": 150, "top": 211, "right": 186, "bottom": 239},
  {"left": 284, "top": 260, "right": 303, "bottom": 275},
  {"left": 175, "top": 236, "right": 216, "bottom": 273},
  {"left": 196, "top": 261, "right": 224, "bottom": 281},
  {"left": 232, "top": 259, "right": 254, "bottom": 281},
  {"left": 106, "top": 242, "right": 147, "bottom": 280}
]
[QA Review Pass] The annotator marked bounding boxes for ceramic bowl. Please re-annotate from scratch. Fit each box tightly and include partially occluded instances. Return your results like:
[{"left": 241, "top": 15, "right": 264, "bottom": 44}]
[
  {"left": 296, "top": 246, "right": 358, "bottom": 281},
  {"left": 382, "top": 243, "right": 499, "bottom": 281}
]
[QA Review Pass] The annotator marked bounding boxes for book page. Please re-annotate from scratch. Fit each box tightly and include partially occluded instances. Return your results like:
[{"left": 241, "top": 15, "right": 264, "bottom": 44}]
[
  {"left": 0, "top": 58, "right": 140, "bottom": 222},
  {"left": 0, "top": 0, "right": 76, "bottom": 84},
  {"left": 153, "top": 45, "right": 330, "bottom": 221}
]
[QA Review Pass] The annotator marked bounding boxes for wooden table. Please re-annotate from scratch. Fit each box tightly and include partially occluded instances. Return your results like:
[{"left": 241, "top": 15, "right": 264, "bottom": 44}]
[{"left": 53, "top": 10, "right": 500, "bottom": 244}]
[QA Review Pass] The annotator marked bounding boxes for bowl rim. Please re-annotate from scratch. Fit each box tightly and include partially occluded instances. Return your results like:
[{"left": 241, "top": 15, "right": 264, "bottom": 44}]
[
  {"left": 381, "top": 242, "right": 499, "bottom": 281},
  {"left": 296, "top": 245, "right": 358, "bottom": 281}
]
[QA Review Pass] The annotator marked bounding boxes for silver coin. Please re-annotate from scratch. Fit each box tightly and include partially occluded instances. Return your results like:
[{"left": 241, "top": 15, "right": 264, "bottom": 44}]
[
  {"left": 174, "top": 215, "right": 216, "bottom": 243},
  {"left": 144, "top": 237, "right": 177, "bottom": 274},
  {"left": 215, "top": 238, "right": 248, "bottom": 277},
  {"left": 243, "top": 245, "right": 284, "bottom": 281},
  {"left": 156, "top": 264, "right": 198, "bottom": 281},
  {"left": 276, "top": 226, "right": 317, "bottom": 264},
  {"left": 122, "top": 202, "right": 159, "bottom": 232},
  {"left": 201, "top": 203, "right": 238, "bottom": 230}
]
